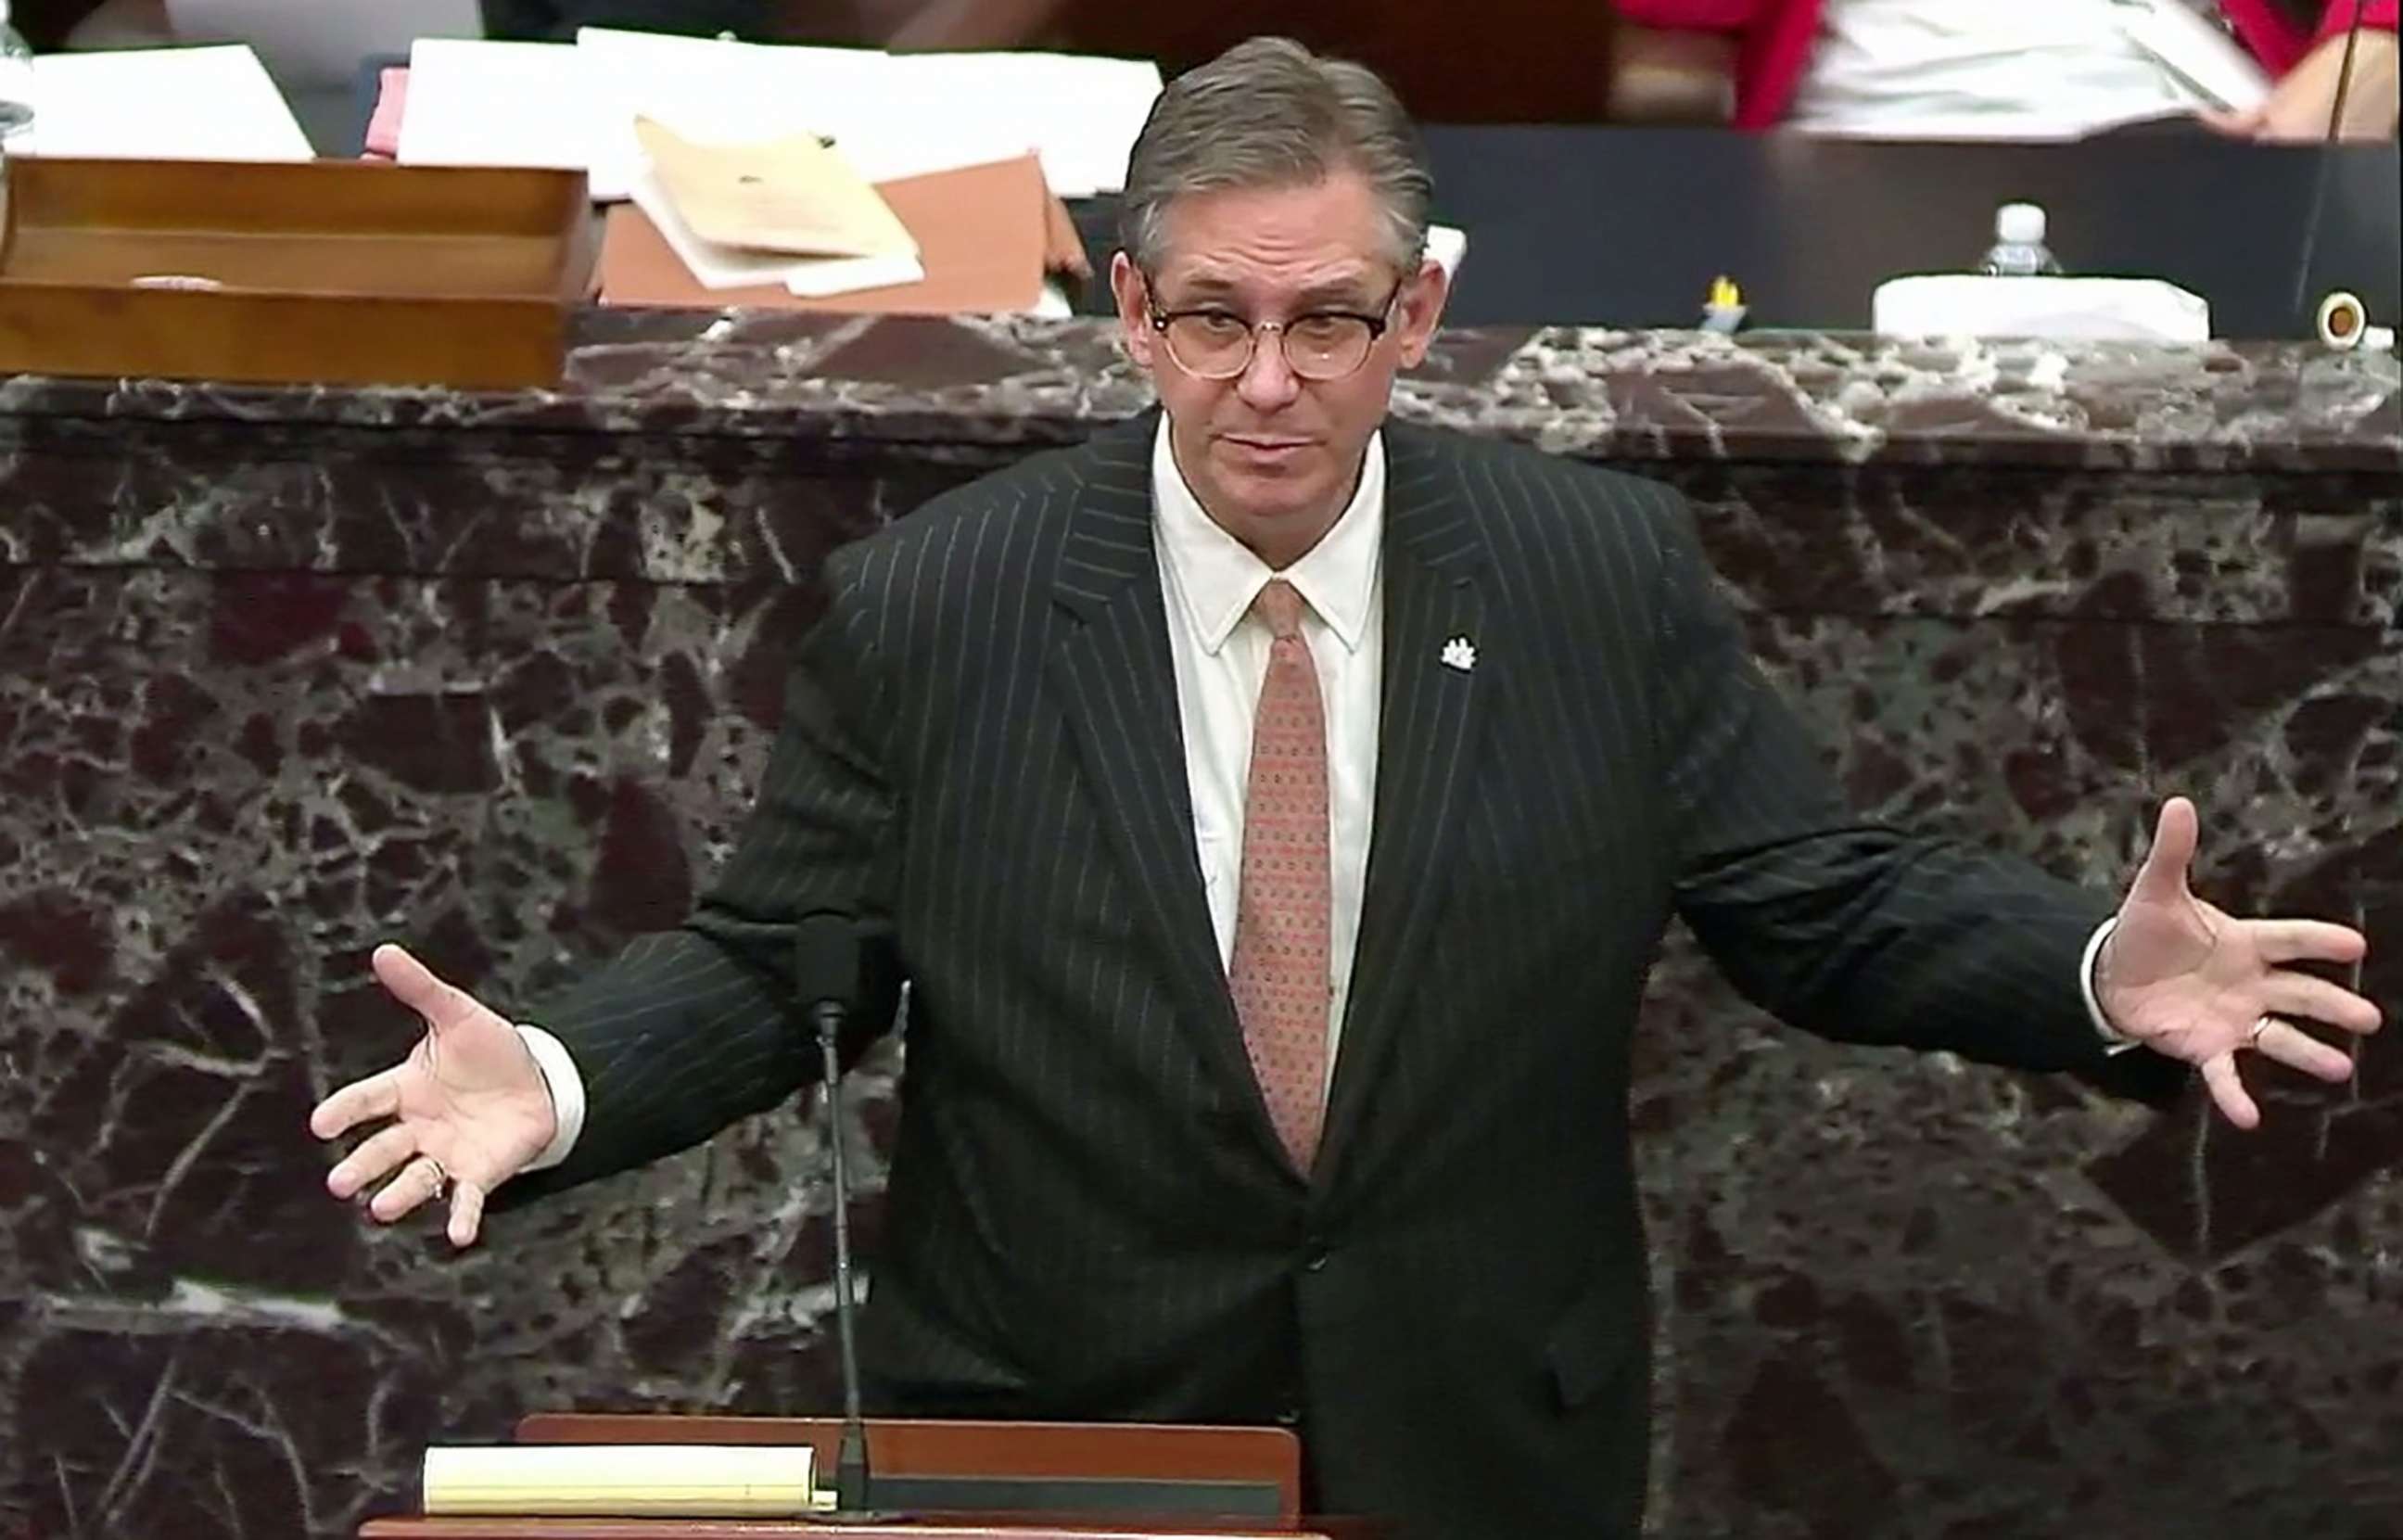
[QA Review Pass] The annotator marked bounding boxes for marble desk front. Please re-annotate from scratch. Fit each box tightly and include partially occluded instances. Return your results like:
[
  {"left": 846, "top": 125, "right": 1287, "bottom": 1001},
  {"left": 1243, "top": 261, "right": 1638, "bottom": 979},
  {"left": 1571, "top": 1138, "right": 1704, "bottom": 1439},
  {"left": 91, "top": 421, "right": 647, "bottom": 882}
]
[{"left": 0, "top": 312, "right": 2397, "bottom": 1540}]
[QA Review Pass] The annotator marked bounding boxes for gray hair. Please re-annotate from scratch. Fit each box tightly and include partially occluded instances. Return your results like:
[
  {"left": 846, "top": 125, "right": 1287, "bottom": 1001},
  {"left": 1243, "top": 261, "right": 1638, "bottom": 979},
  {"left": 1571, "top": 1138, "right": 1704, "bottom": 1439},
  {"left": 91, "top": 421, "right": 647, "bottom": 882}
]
[{"left": 1119, "top": 37, "right": 1432, "bottom": 276}]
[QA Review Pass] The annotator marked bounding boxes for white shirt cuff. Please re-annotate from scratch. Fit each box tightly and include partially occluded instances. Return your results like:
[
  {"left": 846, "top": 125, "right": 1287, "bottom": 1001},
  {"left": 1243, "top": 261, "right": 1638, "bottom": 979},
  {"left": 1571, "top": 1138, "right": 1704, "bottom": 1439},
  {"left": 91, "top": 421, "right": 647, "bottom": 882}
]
[
  {"left": 514, "top": 1024, "right": 588, "bottom": 1171},
  {"left": 2080, "top": 917, "right": 2139, "bottom": 1054}
]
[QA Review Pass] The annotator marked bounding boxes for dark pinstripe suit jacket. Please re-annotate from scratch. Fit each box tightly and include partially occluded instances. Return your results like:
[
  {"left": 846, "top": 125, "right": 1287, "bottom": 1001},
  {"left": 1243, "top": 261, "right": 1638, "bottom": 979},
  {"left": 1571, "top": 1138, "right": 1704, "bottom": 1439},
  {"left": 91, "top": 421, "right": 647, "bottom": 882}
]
[{"left": 526, "top": 413, "right": 2126, "bottom": 1539}]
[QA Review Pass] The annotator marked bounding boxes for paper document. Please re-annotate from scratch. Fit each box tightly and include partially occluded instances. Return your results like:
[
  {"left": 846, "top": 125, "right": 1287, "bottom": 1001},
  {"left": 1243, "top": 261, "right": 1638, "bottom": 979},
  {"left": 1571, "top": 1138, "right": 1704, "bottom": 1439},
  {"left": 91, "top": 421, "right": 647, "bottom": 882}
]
[
  {"left": 164, "top": 0, "right": 480, "bottom": 92},
  {"left": 388, "top": 29, "right": 1161, "bottom": 202},
  {"left": 581, "top": 31, "right": 877, "bottom": 201},
  {"left": 578, "top": 30, "right": 1006, "bottom": 200},
  {"left": 398, "top": 40, "right": 591, "bottom": 176},
  {"left": 21, "top": 45, "right": 312, "bottom": 161},
  {"left": 578, "top": 29, "right": 1154, "bottom": 199},
  {"left": 604, "top": 151, "right": 1049, "bottom": 314},
  {"left": 423, "top": 1445, "right": 825, "bottom": 1518},
  {"left": 878, "top": 50, "right": 1163, "bottom": 197},
  {"left": 629, "top": 163, "right": 925, "bottom": 296},
  {"left": 633, "top": 117, "right": 916, "bottom": 260}
]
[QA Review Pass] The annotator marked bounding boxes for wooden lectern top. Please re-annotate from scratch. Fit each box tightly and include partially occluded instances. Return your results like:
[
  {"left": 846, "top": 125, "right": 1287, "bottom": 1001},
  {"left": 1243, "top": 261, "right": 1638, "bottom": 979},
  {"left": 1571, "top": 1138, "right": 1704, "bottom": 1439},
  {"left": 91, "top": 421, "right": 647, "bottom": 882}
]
[
  {"left": 364, "top": 1518, "right": 1370, "bottom": 1539},
  {"left": 515, "top": 1416, "right": 1300, "bottom": 1516},
  {"left": 362, "top": 1416, "right": 1381, "bottom": 1540}
]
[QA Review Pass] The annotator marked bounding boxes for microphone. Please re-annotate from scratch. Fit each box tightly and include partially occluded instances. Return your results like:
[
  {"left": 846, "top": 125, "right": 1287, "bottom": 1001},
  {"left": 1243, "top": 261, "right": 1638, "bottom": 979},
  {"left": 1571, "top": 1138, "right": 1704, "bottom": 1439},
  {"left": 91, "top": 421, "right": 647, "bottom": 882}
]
[
  {"left": 794, "top": 911, "right": 876, "bottom": 1518},
  {"left": 2287, "top": 0, "right": 2371, "bottom": 322}
]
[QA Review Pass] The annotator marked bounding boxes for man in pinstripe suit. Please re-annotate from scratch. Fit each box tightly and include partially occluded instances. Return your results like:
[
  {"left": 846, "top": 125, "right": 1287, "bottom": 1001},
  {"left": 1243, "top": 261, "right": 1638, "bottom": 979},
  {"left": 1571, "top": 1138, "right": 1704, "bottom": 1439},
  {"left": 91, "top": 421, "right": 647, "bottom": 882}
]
[{"left": 313, "top": 37, "right": 2381, "bottom": 1539}]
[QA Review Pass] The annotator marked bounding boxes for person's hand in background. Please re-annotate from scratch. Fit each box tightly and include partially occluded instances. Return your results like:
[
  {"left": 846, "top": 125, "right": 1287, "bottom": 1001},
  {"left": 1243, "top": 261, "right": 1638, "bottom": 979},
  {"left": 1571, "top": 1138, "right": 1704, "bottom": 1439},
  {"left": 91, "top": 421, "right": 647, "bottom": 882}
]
[
  {"left": 310, "top": 945, "right": 557, "bottom": 1248},
  {"left": 2206, "top": 29, "right": 2399, "bottom": 141}
]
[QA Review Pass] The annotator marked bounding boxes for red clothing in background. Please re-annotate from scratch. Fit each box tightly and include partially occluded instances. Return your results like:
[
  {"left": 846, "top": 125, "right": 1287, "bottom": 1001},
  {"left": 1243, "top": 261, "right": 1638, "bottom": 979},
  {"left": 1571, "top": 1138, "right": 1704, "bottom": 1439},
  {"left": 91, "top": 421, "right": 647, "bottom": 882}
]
[{"left": 1614, "top": 0, "right": 2401, "bottom": 128}]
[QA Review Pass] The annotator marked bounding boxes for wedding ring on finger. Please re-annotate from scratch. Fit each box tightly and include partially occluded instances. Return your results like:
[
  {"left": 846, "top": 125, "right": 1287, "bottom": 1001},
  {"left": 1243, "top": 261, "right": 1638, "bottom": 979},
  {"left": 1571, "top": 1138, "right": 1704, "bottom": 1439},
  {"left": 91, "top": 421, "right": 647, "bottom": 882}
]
[
  {"left": 2248, "top": 1015, "right": 2273, "bottom": 1050},
  {"left": 417, "top": 1155, "right": 451, "bottom": 1201}
]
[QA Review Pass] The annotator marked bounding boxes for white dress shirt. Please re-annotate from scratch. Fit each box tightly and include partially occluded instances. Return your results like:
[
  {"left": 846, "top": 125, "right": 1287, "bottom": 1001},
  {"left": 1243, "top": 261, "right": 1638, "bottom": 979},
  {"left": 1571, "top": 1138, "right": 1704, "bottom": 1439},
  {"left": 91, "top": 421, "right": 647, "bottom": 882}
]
[
  {"left": 1153, "top": 418, "right": 1386, "bottom": 1093},
  {"left": 517, "top": 424, "right": 2123, "bottom": 1174},
  {"left": 1788, "top": 0, "right": 2225, "bottom": 139}
]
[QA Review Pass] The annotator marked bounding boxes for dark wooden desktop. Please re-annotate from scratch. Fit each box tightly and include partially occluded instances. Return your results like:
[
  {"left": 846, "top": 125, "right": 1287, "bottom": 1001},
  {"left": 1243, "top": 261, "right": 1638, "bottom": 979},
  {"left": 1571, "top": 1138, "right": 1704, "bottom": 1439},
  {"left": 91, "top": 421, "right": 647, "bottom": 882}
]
[{"left": 1046, "top": 0, "right": 1620, "bottom": 123}]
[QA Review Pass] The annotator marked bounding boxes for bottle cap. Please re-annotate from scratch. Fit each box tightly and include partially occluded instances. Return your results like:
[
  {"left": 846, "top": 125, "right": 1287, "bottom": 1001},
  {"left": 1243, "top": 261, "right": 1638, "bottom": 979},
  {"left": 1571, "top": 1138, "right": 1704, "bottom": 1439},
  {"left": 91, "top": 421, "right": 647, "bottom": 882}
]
[{"left": 1995, "top": 202, "right": 2047, "bottom": 245}]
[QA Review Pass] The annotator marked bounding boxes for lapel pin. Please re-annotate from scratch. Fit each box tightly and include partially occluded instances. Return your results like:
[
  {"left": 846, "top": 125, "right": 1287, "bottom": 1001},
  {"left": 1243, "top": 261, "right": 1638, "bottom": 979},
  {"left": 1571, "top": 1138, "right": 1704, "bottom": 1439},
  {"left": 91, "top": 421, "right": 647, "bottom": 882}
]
[{"left": 1440, "top": 636, "right": 1476, "bottom": 673}]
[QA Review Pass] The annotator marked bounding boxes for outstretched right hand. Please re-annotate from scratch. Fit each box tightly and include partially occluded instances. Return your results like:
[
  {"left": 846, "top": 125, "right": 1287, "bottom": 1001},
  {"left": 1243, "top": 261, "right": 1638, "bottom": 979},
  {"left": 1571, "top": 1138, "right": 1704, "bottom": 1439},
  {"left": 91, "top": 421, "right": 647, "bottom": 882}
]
[{"left": 310, "top": 944, "right": 557, "bottom": 1248}]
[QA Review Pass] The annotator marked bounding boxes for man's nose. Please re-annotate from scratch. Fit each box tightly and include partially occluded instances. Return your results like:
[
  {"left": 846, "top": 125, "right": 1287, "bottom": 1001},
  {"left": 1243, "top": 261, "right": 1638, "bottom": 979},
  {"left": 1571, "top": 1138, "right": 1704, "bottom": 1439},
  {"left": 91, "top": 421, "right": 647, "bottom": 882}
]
[{"left": 1234, "top": 329, "right": 1303, "bottom": 411}]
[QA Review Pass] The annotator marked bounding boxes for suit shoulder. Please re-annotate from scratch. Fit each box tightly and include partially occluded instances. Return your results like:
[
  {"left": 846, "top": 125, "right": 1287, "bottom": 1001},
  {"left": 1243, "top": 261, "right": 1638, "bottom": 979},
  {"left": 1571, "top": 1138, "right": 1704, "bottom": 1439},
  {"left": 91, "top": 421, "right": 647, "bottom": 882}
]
[{"left": 823, "top": 435, "right": 1099, "bottom": 614}]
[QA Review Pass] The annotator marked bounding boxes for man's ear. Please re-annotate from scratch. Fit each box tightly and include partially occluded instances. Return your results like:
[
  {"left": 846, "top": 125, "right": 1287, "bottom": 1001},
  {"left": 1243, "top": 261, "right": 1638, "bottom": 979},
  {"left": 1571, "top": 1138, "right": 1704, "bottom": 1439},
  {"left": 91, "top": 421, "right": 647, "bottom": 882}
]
[
  {"left": 1393, "top": 257, "right": 1451, "bottom": 370},
  {"left": 1111, "top": 252, "right": 1157, "bottom": 368}
]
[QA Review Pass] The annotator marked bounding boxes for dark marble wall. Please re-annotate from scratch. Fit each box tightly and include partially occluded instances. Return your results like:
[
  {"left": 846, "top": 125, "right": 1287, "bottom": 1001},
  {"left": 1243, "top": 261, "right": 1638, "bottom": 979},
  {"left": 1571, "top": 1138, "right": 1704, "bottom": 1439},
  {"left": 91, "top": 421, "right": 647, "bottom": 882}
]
[{"left": 1, "top": 315, "right": 2397, "bottom": 1540}]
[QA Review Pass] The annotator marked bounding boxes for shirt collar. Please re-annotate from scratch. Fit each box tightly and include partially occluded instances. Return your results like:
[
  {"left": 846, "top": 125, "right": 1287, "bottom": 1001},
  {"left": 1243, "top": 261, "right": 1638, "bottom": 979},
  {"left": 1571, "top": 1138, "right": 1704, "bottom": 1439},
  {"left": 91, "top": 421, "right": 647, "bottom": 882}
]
[{"left": 1151, "top": 416, "right": 1385, "bottom": 657}]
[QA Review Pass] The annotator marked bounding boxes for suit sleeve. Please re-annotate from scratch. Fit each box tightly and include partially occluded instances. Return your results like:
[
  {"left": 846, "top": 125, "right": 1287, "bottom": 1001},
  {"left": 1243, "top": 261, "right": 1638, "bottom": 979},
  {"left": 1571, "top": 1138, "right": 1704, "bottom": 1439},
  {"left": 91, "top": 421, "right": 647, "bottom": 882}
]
[
  {"left": 504, "top": 543, "right": 906, "bottom": 1199},
  {"left": 1646, "top": 492, "right": 2124, "bottom": 1073}
]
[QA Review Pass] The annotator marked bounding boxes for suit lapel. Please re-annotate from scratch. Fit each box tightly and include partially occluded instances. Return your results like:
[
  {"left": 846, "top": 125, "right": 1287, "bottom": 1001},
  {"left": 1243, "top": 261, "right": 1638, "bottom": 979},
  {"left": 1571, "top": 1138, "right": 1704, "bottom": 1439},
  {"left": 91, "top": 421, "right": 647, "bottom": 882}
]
[
  {"left": 1045, "top": 416, "right": 1285, "bottom": 1165},
  {"left": 1316, "top": 426, "right": 1491, "bottom": 1186}
]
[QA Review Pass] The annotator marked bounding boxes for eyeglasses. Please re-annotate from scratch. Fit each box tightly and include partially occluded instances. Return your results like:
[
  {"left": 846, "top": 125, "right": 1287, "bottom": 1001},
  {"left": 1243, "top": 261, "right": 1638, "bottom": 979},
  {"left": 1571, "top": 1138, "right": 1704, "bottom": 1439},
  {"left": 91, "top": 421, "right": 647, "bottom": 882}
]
[{"left": 1144, "top": 277, "right": 1404, "bottom": 382}]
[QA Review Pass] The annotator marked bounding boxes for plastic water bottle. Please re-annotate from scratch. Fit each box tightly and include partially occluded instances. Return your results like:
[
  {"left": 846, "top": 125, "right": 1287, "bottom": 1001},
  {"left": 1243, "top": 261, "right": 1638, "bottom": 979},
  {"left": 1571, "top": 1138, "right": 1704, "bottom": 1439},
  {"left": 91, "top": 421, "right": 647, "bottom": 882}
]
[
  {"left": 0, "top": 0, "right": 34, "bottom": 148},
  {"left": 1978, "top": 202, "right": 2063, "bottom": 277}
]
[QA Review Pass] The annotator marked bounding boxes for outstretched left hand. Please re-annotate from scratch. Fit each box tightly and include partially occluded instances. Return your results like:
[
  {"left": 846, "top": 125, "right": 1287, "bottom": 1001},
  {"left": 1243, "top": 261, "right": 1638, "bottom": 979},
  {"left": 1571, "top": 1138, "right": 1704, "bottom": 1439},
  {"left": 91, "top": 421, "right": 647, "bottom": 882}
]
[{"left": 2095, "top": 798, "right": 2381, "bottom": 1129}]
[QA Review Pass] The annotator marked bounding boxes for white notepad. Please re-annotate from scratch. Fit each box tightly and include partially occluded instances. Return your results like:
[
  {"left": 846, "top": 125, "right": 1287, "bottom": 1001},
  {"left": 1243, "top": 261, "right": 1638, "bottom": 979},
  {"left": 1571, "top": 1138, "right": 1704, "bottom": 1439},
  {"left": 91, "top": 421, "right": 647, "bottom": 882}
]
[
  {"left": 20, "top": 45, "right": 312, "bottom": 162},
  {"left": 869, "top": 48, "right": 1164, "bottom": 197},
  {"left": 398, "top": 39, "right": 594, "bottom": 178}
]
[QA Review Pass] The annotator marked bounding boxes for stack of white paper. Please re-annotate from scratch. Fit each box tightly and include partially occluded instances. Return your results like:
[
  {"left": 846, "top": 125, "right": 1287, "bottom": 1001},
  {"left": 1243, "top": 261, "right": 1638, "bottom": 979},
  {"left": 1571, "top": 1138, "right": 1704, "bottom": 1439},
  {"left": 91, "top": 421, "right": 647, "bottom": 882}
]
[
  {"left": 396, "top": 31, "right": 1161, "bottom": 202},
  {"left": 861, "top": 48, "right": 1164, "bottom": 197},
  {"left": 397, "top": 38, "right": 593, "bottom": 175},
  {"left": 20, "top": 45, "right": 313, "bottom": 162},
  {"left": 576, "top": 30, "right": 958, "bottom": 200}
]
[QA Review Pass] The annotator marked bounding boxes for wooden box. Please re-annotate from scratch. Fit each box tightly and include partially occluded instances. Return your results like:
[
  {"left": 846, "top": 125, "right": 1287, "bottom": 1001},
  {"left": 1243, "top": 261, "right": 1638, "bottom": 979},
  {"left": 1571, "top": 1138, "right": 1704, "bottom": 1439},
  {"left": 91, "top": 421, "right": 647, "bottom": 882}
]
[{"left": 0, "top": 157, "right": 594, "bottom": 389}]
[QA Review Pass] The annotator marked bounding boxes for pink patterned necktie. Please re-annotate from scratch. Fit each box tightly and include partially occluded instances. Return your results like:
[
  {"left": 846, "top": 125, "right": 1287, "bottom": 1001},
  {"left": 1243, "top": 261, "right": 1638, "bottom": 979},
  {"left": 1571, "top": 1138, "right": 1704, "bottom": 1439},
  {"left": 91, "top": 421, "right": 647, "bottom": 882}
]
[{"left": 1227, "top": 579, "right": 1331, "bottom": 1172}]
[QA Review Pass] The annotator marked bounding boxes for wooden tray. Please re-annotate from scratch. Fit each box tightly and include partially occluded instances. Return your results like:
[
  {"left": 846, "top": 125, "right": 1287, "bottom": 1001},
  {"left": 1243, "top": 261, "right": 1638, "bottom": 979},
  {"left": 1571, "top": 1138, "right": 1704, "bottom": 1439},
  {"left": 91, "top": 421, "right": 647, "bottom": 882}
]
[{"left": 0, "top": 158, "right": 595, "bottom": 389}]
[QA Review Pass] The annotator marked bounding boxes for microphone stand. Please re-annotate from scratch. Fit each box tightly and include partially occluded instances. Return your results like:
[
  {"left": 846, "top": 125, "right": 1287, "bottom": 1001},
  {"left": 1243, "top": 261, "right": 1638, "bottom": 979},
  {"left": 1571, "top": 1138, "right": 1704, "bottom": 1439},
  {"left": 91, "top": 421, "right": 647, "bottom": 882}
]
[
  {"left": 815, "top": 996, "right": 874, "bottom": 1517},
  {"left": 795, "top": 910, "right": 882, "bottom": 1521}
]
